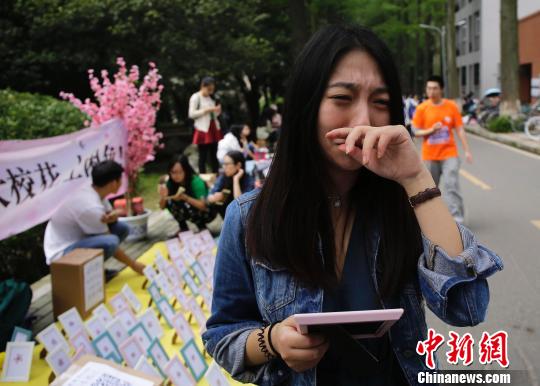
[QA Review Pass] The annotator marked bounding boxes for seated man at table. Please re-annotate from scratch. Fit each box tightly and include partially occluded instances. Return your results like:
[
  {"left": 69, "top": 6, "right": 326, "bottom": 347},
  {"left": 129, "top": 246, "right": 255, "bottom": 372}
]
[{"left": 44, "top": 160, "right": 145, "bottom": 275}]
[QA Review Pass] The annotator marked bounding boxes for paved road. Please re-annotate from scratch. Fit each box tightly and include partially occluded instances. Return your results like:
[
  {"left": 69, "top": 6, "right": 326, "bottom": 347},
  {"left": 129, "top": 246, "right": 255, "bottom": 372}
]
[{"left": 418, "top": 134, "right": 540, "bottom": 383}]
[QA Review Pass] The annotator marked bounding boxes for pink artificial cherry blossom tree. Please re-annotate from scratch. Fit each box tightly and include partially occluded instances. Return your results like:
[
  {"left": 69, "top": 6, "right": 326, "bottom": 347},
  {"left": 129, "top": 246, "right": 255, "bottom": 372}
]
[{"left": 61, "top": 57, "right": 163, "bottom": 215}]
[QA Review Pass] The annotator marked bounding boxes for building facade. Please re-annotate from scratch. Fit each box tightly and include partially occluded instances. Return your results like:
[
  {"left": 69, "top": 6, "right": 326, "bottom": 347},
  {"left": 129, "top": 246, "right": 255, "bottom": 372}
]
[{"left": 455, "top": 0, "right": 540, "bottom": 101}]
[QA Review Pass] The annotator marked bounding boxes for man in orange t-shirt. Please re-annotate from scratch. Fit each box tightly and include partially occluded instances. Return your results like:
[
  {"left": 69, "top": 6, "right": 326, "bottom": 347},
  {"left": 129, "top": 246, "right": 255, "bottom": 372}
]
[{"left": 412, "top": 75, "right": 472, "bottom": 223}]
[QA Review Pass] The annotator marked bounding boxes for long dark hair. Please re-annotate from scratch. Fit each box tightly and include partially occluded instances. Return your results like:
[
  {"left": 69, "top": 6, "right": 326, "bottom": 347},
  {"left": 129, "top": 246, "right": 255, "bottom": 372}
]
[
  {"left": 228, "top": 124, "right": 244, "bottom": 146},
  {"left": 167, "top": 154, "right": 196, "bottom": 196},
  {"left": 246, "top": 24, "right": 422, "bottom": 299}
]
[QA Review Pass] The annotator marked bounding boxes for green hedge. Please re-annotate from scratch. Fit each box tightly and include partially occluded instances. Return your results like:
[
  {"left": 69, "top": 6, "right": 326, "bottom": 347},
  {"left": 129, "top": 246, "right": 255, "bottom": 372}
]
[
  {"left": 0, "top": 89, "right": 85, "bottom": 140},
  {"left": 0, "top": 90, "right": 86, "bottom": 283},
  {"left": 486, "top": 116, "right": 513, "bottom": 133}
]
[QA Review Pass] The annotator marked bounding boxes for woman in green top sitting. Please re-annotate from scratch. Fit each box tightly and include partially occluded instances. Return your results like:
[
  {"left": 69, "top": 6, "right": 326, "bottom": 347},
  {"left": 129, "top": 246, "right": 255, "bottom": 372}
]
[{"left": 158, "top": 155, "right": 211, "bottom": 232}]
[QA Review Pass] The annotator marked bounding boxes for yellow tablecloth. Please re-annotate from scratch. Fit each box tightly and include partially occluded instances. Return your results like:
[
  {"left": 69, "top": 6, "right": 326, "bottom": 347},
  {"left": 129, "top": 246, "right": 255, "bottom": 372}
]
[{"left": 0, "top": 241, "right": 249, "bottom": 385}]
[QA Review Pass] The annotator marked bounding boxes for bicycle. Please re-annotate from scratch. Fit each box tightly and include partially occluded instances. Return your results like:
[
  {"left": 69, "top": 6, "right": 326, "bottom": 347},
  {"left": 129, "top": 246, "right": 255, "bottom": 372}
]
[{"left": 524, "top": 116, "right": 540, "bottom": 140}]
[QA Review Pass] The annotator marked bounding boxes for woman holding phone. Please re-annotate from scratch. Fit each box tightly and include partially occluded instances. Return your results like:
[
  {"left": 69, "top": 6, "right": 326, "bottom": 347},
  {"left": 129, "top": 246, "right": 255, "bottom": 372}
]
[{"left": 203, "top": 25, "right": 503, "bottom": 385}]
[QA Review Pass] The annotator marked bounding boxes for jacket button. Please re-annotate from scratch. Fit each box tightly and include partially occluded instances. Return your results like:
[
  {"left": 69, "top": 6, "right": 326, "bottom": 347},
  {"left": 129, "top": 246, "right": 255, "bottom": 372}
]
[
  {"left": 403, "top": 349, "right": 415, "bottom": 358},
  {"left": 278, "top": 370, "right": 283, "bottom": 376}
]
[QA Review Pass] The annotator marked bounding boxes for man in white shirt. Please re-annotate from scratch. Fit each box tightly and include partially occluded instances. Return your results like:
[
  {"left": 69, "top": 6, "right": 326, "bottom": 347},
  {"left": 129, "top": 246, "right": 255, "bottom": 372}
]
[{"left": 44, "top": 160, "right": 145, "bottom": 274}]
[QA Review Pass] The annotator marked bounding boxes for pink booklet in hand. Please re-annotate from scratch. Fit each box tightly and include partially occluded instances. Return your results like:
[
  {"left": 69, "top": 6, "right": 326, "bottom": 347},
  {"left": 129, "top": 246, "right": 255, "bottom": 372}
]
[{"left": 292, "top": 308, "right": 404, "bottom": 339}]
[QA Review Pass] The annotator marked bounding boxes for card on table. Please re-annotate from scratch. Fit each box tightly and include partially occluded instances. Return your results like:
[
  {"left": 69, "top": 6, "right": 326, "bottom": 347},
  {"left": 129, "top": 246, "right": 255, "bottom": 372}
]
[
  {"left": 155, "top": 272, "right": 174, "bottom": 295},
  {"left": 45, "top": 346, "right": 72, "bottom": 376},
  {"left": 187, "top": 298, "right": 207, "bottom": 333},
  {"left": 171, "top": 313, "right": 195, "bottom": 344},
  {"left": 166, "top": 238, "right": 183, "bottom": 260},
  {"left": 180, "top": 339, "right": 208, "bottom": 382},
  {"left": 106, "top": 317, "right": 129, "bottom": 346},
  {"left": 69, "top": 330, "right": 96, "bottom": 356},
  {"left": 92, "top": 303, "right": 113, "bottom": 325},
  {"left": 182, "top": 271, "right": 199, "bottom": 296},
  {"left": 1, "top": 341, "right": 34, "bottom": 382},
  {"left": 147, "top": 338, "right": 170, "bottom": 376},
  {"left": 119, "top": 335, "right": 145, "bottom": 368},
  {"left": 154, "top": 252, "right": 170, "bottom": 273},
  {"left": 191, "top": 261, "right": 207, "bottom": 284},
  {"left": 199, "top": 229, "right": 216, "bottom": 249},
  {"left": 116, "top": 307, "right": 138, "bottom": 331},
  {"left": 178, "top": 230, "right": 194, "bottom": 245},
  {"left": 205, "top": 361, "right": 232, "bottom": 386},
  {"left": 181, "top": 247, "right": 196, "bottom": 266},
  {"left": 199, "top": 254, "right": 215, "bottom": 279},
  {"left": 186, "top": 236, "right": 204, "bottom": 257},
  {"left": 85, "top": 314, "right": 106, "bottom": 339},
  {"left": 164, "top": 264, "right": 181, "bottom": 286},
  {"left": 71, "top": 347, "right": 86, "bottom": 362},
  {"left": 199, "top": 285, "right": 213, "bottom": 310},
  {"left": 58, "top": 307, "right": 86, "bottom": 339},
  {"left": 105, "top": 351, "right": 123, "bottom": 364},
  {"left": 147, "top": 281, "right": 163, "bottom": 304},
  {"left": 128, "top": 322, "right": 152, "bottom": 351},
  {"left": 91, "top": 331, "right": 121, "bottom": 360},
  {"left": 10, "top": 326, "right": 32, "bottom": 342},
  {"left": 172, "top": 257, "right": 188, "bottom": 276},
  {"left": 134, "top": 356, "right": 163, "bottom": 381},
  {"left": 138, "top": 308, "right": 164, "bottom": 339},
  {"left": 36, "top": 323, "right": 70, "bottom": 354},
  {"left": 121, "top": 283, "right": 142, "bottom": 313},
  {"left": 155, "top": 298, "right": 175, "bottom": 328},
  {"left": 109, "top": 292, "right": 130, "bottom": 314},
  {"left": 143, "top": 265, "right": 158, "bottom": 282},
  {"left": 173, "top": 287, "right": 190, "bottom": 311},
  {"left": 164, "top": 355, "right": 196, "bottom": 386}
]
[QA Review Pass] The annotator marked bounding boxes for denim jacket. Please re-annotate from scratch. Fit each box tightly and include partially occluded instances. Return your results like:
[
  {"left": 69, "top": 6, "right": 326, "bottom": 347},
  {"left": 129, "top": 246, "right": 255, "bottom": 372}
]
[{"left": 202, "top": 189, "right": 503, "bottom": 386}]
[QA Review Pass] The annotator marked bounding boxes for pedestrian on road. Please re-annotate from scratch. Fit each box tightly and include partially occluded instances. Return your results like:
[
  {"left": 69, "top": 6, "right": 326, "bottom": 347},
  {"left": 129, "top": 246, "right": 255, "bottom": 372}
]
[
  {"left": 412, "top": 75, "right": 472, "bottom": 224},
  {"left": 203, "top": 25, "right": 502, "bottom": 386},
  {"left": 189, "top": 76, "right": 223, "bottom": 174}
]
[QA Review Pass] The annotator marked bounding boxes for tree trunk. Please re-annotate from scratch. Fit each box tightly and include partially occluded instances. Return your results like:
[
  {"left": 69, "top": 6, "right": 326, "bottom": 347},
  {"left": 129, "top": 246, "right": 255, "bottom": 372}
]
[
  {"left": 500, "top": 0, "right": 520, "bottom": 117},
  {"left": 446, "top": 0, "right": 459, "bottom": 99},
  {"left": 237, "top": 74, "right": 261, "bottom": 129},
  {"left": 288, "top": 0, "right": 310, "bottom": 58},
  {"left": 414, "top": 0, "right": 421, "bottom": 95}
]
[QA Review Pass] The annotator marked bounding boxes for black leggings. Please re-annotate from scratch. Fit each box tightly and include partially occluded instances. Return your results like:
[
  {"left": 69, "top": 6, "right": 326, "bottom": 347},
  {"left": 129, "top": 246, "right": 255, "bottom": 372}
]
[{"left": 198, "top": 143, "right": 219, "bottom": 173}]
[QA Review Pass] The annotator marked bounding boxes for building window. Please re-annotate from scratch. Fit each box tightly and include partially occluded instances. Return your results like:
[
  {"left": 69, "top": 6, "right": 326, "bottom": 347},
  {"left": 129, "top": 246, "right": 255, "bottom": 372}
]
[
  {"left": 474, "top": 63, "right": 480, "bottom": 86},
  {"left": 461, "top": 66, "right": 467, "bottom": 87},
  {"left": 474, "top": 11, "right": 480, "bottom": 52},
  {"left": 461, "top": 24, "right": 468, "bottom": 55},
  {"left": 468, "top": 15, "right": 473, "bottom": 52}
]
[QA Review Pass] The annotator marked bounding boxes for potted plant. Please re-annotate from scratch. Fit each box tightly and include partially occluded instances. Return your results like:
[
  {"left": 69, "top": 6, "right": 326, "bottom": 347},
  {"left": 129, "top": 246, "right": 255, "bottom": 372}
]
[{"left": 61, "top": 57, "right": 163, "bottom": 240}]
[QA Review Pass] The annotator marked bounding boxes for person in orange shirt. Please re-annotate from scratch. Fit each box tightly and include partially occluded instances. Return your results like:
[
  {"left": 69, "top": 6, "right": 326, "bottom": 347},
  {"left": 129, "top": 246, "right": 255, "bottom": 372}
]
[{"left": 412, "top": 75, "right": 472, "bottom": 223}]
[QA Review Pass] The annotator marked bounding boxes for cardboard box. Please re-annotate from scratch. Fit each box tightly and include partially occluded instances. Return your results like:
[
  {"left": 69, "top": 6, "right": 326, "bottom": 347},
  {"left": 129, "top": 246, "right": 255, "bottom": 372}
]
[{"left": 50, "top": 249, "right": 105, "bottom": 319}]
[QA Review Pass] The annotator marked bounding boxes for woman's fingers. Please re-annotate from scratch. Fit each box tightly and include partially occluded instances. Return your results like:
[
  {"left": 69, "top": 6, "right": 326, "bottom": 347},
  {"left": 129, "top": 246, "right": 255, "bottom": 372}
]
[
  {"left": 325, "top": 127, "right": 352, "bottom": 139},
  {"left": 360, "top": 130, "right": 380, "bottom": 164},
  {"left": 376, "top": 131, "right": 393, "bottom": 159}
]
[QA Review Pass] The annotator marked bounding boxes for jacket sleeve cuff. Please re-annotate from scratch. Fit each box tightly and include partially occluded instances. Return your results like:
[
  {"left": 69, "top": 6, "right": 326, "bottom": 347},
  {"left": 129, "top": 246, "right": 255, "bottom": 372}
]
[
  {"left": 208, "top": 324, "right": 289, "bottom": 385},
  {"left": 418, "top": 223, "right": 503, "bottom": 298}
]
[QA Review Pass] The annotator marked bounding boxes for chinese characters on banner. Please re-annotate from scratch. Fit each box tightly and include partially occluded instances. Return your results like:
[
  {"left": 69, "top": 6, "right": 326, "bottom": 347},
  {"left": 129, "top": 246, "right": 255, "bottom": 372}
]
[
  {"left": 0, "top": 119, "right": 127, "bottom": 240},
  {"left": 416, "top": 328, "right": 509, "bottom": 369}
]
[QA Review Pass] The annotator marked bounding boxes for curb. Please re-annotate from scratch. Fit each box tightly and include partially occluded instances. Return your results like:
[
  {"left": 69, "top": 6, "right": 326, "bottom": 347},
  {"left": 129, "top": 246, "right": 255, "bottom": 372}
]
[{"left": 465, "top": 125, "right": 540, "bottom": 156}]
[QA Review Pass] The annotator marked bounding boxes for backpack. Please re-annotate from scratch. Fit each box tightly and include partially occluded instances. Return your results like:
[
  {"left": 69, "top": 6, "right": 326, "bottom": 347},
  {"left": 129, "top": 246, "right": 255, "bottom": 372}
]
[{"left": 0, "top": 279, "right": 32, "bottom": 351}]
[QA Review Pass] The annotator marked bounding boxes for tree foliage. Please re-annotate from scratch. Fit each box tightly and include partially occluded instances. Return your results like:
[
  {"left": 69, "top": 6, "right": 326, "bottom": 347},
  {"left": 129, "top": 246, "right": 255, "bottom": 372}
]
[{"left": 1, "top": 0, "right": 446, "bottom": 131}]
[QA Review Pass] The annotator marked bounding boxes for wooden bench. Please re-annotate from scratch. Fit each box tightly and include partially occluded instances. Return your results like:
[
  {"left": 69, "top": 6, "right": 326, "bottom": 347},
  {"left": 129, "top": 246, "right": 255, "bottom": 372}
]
[{"left": 28, "top": 210, "right": 179, "bottom": 335}]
